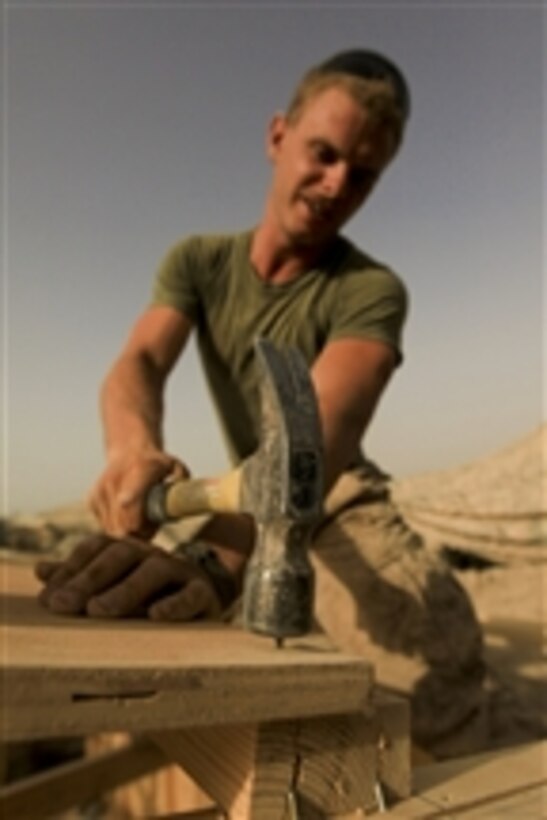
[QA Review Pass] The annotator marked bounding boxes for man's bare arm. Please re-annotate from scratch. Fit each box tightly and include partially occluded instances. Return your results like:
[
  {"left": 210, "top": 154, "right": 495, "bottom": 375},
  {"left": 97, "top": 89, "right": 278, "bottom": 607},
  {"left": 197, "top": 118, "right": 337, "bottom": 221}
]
[
  {"left": 89, "top": 305, "right": 193, "bottom": 536},
  {"left": 37, "top": 305, "right": 253, "bottom": 621},
  {"left": 311, "top": 337, "right": 396, "bottom": 494}
]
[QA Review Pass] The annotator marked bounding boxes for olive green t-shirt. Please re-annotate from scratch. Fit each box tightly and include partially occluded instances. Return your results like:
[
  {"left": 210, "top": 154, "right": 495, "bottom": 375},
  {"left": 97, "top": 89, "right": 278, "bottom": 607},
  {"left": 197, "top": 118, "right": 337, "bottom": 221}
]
[{"left": 152, "top": 230, "right": 408, "bottom": 465}]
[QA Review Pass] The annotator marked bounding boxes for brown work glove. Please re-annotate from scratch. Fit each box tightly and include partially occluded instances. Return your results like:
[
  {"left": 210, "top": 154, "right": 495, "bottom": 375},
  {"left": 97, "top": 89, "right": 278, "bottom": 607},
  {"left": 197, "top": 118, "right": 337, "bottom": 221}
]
[{"left": 35, "top": 534, "right": 236, "bottom": 621}]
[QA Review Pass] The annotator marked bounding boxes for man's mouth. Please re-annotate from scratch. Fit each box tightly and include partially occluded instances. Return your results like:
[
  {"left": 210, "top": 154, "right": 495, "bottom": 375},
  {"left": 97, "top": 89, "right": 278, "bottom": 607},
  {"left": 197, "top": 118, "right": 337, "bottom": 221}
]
[{"left": 301, "top": 196, "right": 336, "bottom": 222}]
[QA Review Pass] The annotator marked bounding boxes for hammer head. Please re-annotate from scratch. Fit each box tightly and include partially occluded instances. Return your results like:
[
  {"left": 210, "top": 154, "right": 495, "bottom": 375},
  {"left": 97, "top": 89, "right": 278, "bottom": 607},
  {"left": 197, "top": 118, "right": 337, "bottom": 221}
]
[
  {"left": 240, "top": 338, "right": 324, "bottom": 523},
  {"left": 241, "top": 338, "right": 324, "bottom": 642}
]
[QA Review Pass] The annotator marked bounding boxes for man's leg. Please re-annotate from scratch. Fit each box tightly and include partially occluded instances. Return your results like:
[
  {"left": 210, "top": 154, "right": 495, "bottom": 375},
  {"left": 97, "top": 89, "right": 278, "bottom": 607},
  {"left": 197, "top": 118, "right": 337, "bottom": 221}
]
[{"left": 311, "top": 466, "right": 489, "bottom": 759}]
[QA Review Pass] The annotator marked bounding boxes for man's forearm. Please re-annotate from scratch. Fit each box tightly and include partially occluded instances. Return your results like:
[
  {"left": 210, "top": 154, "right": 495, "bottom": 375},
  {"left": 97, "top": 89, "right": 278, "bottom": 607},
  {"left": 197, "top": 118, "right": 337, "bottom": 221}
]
[
  {"left": 320, "top": 409, "right": 373, "bottom": 493},
  {"left": 100, "top": 353, "right": 167, "bottom": 459},
  {"left": 311, "top": 338, "right": 396, "bottom": 496}
]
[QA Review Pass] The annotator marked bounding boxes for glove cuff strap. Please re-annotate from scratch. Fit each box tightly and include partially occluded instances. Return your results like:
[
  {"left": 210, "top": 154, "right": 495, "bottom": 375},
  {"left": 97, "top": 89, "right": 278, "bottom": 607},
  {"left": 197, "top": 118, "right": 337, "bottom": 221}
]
[{"left": 175, "top": 541, "right": 239, "bottom": 611}]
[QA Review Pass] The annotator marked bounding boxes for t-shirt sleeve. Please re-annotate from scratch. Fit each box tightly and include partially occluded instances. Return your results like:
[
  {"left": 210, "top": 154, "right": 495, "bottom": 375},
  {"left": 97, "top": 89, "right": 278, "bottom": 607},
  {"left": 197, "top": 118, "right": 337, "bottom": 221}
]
[
  {"left": 150, "top": 236, "right": 203, "bottom": 321},
  {"left": 327, "top": 267, "right": 409, "bottom": 364}
]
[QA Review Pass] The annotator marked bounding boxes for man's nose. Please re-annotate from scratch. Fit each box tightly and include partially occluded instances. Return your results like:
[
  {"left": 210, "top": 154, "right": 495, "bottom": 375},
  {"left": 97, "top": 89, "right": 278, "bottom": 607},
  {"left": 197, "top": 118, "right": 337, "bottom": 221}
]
[{"left": 321, "top": 162, "right": 349, "bottom": 199}]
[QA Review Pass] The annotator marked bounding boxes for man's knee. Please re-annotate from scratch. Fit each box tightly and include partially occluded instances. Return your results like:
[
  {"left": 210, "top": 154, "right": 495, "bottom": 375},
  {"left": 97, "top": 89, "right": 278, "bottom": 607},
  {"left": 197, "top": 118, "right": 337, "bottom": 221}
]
[
  {"left": 312, "top": 497, "right": 484, "bottom": 674},
  {"left": 311, "top": 490, "right": 488, "bottom": 757}
]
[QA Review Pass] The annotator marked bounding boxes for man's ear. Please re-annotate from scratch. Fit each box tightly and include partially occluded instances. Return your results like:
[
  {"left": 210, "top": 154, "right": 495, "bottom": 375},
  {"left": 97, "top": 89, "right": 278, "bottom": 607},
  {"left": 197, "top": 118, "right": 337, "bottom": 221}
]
[{"left": 266, "top": 112, "right": 287, "bottom": 161}]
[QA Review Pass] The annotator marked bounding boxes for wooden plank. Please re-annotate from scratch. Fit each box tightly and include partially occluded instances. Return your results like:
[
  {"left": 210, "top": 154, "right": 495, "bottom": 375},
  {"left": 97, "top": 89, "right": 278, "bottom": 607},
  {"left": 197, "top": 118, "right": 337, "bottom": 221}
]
[
  {"left": 153, "top": 723, "right": 289, "bottom": 818},
  {"left": 385, "top": 778, "right": 547, "bottom": 818},
  {"left": 85, "top": 733, "right": 217, "bottom": 817},
  {"left": 0, "top": 737, "right": 167, "bottom": 818},
  {"left": 150, "top": 695, "right": 411, "bottom": 816},
  {"left": 387, "top": 740, "right": 546, "bottom": 817},
  {"left": 288, "top": 713, "right": 377, "bottom": 815},
  {"left": 372, "top": 691, "right": 411, "bottom": 802},
  {"left": 0, "top": 561, "right": 373, "bottom": 741},
  {"left": 156, "top": 812, "right": 223, "bottom": 819},
  {"left": 153, "top": 714, "right": 380, "bottom": 818}
]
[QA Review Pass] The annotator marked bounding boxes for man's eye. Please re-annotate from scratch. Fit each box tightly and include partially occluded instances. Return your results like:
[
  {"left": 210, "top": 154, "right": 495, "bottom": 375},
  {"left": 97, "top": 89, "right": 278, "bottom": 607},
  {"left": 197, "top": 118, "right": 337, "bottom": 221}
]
[{"left": 312, "top": 144, "right": 336, "bottom": 164}]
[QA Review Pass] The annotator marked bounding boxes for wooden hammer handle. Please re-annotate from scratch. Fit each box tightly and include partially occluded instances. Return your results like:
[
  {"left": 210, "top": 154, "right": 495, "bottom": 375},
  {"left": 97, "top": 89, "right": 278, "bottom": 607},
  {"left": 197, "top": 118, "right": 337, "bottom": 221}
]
[{"left": 146, "top": 467, "right": 243, "bottom": 522}]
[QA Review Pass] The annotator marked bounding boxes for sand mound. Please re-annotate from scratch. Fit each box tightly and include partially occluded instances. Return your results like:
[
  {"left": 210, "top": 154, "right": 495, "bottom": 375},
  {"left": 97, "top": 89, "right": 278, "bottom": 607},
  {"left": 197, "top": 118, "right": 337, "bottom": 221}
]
[{"left": 391, "top": 425, "right": 546, "bottom": 563}]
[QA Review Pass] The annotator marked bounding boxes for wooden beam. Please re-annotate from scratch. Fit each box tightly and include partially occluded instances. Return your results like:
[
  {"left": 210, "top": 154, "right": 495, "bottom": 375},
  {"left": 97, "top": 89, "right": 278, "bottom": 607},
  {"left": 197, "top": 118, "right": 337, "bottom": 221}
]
[
  {"left": 155, "top": 812, "right": 223, "bottom": 820},
  {"left": 387, "top": 740, "right": 547, "bottom": 817},
  {"left": 0, "top": 737, "right": 167, "bottom": 818},
  {"left": 152, "top": 712, "right": 383, "bottom": 819},
  {"left": 84, "top": 732, "right": 218, "bottom": 817},
  {"left": 372, "top": 690, "right": 411, "bottom": 801},
  {"left": 1, "top": 560, "right": 410, "bottom": 817}
]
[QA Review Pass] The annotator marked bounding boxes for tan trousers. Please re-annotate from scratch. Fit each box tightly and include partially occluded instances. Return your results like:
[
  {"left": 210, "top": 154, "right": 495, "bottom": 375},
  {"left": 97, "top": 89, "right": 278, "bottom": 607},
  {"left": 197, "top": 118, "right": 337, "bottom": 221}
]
[{"left": 312, "top": 464, "right": 489, "bottom": 759}]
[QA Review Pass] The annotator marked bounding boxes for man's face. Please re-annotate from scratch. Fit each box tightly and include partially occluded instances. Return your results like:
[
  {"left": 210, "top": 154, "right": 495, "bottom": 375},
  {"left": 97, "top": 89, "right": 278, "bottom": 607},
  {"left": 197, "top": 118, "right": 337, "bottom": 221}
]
[{"left": 266, "top": 86, "right": 399, "bottom": 246}]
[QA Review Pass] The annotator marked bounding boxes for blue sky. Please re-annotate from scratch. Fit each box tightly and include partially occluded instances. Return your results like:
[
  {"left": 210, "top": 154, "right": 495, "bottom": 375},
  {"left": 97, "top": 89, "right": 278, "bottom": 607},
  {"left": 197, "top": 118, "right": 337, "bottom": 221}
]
[{"left": 2, "top": 1, "right": 544, "bottom": 514}]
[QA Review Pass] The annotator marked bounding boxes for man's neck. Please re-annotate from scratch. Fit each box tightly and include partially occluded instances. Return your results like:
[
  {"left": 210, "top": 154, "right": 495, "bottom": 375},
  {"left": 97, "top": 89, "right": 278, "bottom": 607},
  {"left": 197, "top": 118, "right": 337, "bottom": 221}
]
[{"left": 250, "top": 222, "right": 336, "bottom": 284}]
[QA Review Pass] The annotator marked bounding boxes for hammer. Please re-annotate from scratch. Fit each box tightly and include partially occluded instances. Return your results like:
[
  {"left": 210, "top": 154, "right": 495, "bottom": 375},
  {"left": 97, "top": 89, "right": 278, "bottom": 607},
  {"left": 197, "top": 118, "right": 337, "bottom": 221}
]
[{"left": 146, "top": 338, "right": 324, "bottom": 645}]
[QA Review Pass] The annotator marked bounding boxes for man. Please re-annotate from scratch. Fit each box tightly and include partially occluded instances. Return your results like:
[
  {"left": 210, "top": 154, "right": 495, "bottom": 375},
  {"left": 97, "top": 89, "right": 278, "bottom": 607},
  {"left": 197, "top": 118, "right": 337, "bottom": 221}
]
[{"left": 36, "top": 50, "right": 487, "bottom": 757}]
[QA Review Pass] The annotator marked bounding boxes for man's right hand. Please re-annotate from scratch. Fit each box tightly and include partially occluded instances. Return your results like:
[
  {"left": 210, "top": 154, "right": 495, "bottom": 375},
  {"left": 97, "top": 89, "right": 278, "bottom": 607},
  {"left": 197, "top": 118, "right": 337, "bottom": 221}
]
[{"left": 88, "top": 450, "right": 190, "bottom": 538}]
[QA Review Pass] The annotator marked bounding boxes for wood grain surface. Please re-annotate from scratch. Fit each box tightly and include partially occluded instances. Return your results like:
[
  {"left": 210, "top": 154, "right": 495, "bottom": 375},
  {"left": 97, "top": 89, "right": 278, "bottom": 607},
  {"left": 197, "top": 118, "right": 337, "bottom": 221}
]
[
  {"left": 387, "top": 740, "right": 546, "bottom": 817},
  {"left": 1, "top": 560, "right": 374, "bottom": 741}
]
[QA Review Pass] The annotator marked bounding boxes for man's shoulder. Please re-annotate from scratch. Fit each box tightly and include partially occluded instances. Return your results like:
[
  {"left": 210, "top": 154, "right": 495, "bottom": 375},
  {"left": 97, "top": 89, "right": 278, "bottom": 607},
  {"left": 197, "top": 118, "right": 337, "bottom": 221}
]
[
  {"left": 152, "top": 229, "right": 250, "bottom": 311},
  {"left": 335, "top": 235, "right": 407, "bottom": 296}
]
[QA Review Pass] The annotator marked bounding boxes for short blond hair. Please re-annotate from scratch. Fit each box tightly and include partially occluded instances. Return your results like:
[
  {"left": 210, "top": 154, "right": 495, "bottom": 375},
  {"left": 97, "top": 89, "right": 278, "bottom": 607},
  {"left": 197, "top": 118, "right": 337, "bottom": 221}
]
[{"left": 285, "top": 70, "right": 406, "bottom": 146}]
